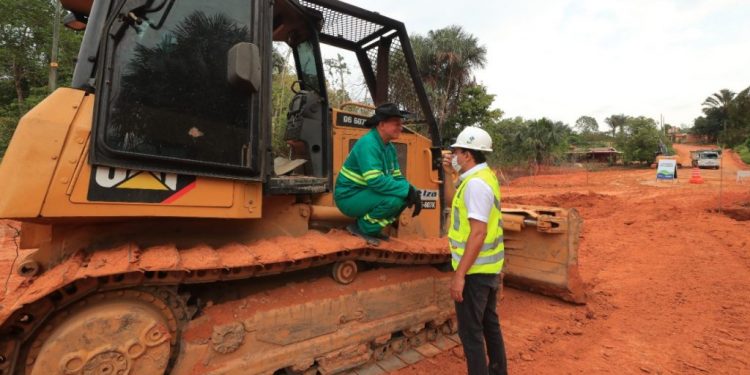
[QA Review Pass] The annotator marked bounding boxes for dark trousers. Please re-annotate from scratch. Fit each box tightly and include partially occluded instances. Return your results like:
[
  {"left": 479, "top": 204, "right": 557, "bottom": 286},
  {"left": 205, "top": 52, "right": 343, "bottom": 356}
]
[{"left": 455, "top": 274, "right": 507, "bottom": 375}]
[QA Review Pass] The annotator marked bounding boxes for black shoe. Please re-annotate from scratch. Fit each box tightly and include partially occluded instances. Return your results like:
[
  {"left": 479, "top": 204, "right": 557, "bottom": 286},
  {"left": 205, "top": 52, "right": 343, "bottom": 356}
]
[
  {"left": 358, "top": 226, "right": 390, "bottom": 241},
  {"left": 346, "top": 223, "right": 381, "bottom": 246},
  {"left": 370, "top": 232, "right": 390, "bottom": 241}
]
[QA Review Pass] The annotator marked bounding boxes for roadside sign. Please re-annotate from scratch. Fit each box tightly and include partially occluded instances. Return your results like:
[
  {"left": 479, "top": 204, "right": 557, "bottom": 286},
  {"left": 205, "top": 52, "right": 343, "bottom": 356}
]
[{"left": 657, "top": 159, "right": 677, "bottom": 180}]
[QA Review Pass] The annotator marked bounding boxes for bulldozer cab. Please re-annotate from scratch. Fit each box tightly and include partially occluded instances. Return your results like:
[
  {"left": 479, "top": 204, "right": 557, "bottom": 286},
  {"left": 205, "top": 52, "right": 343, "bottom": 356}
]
[{"left": 72, "top": 0, "right": 441, "bottom": 190}]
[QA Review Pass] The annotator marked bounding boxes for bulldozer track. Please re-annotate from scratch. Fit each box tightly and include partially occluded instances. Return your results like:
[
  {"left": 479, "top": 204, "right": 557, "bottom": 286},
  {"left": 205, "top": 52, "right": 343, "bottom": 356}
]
[
  {"left": 18, "top": 286, "right": 193, "bottom": 375},
  {"left": 0, "top": 204, "right": 584, "bottom": 374},
  {"left": 0, "top": 229, "right": 451, "bottom": 374},
  {"left": 288, "top": 316, "right": 462, "bottom": 375}
]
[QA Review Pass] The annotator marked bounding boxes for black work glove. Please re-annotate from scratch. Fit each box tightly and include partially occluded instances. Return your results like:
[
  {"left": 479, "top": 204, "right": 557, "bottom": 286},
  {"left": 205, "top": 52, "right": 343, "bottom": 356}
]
[{"left": 407, "top": 185, "right": 422, "bottom": 217}]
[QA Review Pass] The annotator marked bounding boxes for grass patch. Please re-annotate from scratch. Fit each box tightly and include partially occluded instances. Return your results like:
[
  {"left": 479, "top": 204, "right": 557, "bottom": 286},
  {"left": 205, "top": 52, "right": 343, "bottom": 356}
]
[{"left": 736, "top": 144, "right": 750, "bottom": 165}]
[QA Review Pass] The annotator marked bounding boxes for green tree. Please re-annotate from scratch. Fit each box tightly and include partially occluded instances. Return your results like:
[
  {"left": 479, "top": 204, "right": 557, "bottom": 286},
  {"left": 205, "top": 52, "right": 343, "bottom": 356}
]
[
  {"left": 701, "top": 89, "right": 734, "bottom": 144},
  {"left": 574, "top": 116, "right": 598, "bottom": 134},
  {"left": 271, "top": 45, "right": 297, "bottom": 156},
  {"left": 0, "top": 0, "right": 80, "bottom": 106},
  {"left": 485, "top": 116, "right": 527, "bottom": 165},
  {"left": 605, "top": 114, "right": 627, "bottom": 137},
  {"left": 0, "top": 0, "right": 83, "bottom": 157},
  {"left": 702, "top": 89, "right": 736, "bottom": 115},
  {"left": 485, "top": 116, "right": 570, "bottom": 168},
  {"left": 323, "top": 53, "right": 351, "bottom": 108},
  {"left": 570, "top": 115, "right": 615, "bottom": 149},
  {"left": 725, "top": 86, "right": 750, "bottom": 146},
  {"left": 0, "top": 0, "right": 53, "bottom": 109},
  {"left": 0, "top": 116, "right": 15, "bottom": 157},
  {"left": 411, "top": 25, "right": 487, "bottom": 136},
  {"left": 523, "top": 118, "right": 570, "bottom": 165},
  {"left": 617, "top": 116, "right": 663, "bottom": 164},
  {"left": 693, "top": 87, "right": 750, "bottom": 146},
  {"left": 442, "top": 83, "right": 502, "bottom": 143},
  {"left": 692, "top": 112, "right": 722, "bottom": 142}
]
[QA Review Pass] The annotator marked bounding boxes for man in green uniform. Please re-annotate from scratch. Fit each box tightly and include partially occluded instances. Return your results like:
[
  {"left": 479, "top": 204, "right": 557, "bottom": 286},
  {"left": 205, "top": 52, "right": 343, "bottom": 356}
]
[{"left": 334, "top": 103, "right": 422, "bottom": 245}]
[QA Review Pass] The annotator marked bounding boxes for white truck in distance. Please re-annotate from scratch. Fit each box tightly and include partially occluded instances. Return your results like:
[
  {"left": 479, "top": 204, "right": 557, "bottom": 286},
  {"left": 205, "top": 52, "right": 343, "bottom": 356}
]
[{"left": 690, "top": 150, "right": 721, "bottom": 169}]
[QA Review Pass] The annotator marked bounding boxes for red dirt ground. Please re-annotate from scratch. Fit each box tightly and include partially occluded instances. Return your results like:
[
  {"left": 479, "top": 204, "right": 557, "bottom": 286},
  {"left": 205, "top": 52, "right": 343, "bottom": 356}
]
[
  {"left": 1, "top": 144, "right": 749, "bottom": 374},
  {"left": 394, "top": 145, "right": 750, "bottom": 375}
]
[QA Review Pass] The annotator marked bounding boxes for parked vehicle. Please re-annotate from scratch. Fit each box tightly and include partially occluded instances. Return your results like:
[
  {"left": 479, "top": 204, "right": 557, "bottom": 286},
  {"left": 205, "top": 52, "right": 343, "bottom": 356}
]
[{"left": 690, "top": 150, "right": 721, "bottom": 169}]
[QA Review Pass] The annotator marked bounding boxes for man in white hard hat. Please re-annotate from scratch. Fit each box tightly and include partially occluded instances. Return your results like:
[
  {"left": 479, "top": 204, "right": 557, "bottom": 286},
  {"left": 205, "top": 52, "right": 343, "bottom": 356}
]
[{"left": 442, "top": 126, "right": 506, "bottom": 375}]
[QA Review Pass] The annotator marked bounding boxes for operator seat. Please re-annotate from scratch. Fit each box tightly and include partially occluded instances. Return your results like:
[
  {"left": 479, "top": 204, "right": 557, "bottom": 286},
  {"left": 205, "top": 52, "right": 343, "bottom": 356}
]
[{"left": 282, "top": 90, "right": 322, "bottom": 176}]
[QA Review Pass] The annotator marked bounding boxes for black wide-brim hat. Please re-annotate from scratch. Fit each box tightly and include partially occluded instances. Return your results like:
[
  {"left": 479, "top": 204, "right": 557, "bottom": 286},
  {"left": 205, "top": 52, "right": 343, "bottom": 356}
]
[{"left": 364, "top": 102, "right": 410, "bottom": 127}]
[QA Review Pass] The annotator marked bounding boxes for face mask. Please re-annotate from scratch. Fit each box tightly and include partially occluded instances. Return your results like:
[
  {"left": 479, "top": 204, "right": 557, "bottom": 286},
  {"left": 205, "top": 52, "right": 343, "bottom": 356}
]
[{"left": 451, "top": 155, "right": 462, "bottom": 173}]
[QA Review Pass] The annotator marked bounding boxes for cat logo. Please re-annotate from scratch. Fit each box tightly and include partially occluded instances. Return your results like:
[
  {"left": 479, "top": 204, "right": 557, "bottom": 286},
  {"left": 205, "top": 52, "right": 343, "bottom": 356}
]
[{"left": 87, "top": 166, "right": 197, "bottom": 204}]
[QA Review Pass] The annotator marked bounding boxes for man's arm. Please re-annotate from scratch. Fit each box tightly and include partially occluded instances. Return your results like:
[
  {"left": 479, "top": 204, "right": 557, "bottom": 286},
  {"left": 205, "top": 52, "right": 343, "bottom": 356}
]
[
  {"left": 450, "top": 219, "right": 488, "bottom": 302},
  {"left": 358, "top": 142, "right": 410, "bottom": 197},
  {"left": 442, "top": 152, "right": 457, "bottom": 205}
]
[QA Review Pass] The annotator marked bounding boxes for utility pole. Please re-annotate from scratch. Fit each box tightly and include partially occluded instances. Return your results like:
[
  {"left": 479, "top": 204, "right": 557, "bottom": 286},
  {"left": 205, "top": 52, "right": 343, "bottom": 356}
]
[
  {"left": 48, "top": 0, "right": 62, "bottom": 92},
  {"left": 718, "top": 120, "right": 727, "bottom": 214}
]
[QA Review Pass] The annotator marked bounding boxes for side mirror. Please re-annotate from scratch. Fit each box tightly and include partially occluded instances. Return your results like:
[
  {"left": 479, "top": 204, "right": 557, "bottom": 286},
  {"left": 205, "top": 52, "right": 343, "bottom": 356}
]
[{"left": 227, "top": 42, "right": 261, "bottom": 93}]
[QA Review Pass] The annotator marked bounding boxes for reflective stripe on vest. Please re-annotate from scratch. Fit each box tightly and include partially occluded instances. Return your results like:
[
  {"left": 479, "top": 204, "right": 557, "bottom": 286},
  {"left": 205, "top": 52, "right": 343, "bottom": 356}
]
[
  {"left": 448, "top": 166, "right": 504, "bottom": 275},
  {"left": 451, "top": 249, "right": 505, "bottom": 265},
  {"left": 449, "top": 236, "right": 504, "bottom": 252}
]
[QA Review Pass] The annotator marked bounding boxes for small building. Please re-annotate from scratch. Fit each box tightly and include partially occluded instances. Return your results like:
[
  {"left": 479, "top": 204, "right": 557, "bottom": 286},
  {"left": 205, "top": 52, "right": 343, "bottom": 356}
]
[
  {"left": 673, "top": 134, "right": 688, "bottom": 143},
  {"left": 685, "top": 133, "right": 709, "bottom": 144},
  {"left": 667, "top": 127, "right": 704, "bottom": 144}
]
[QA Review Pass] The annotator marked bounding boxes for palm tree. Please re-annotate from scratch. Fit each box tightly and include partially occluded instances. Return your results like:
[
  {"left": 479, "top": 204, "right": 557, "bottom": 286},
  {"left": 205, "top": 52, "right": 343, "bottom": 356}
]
[
  {"left": 411, "top": 26, "right": 487, "bottom": 137},
  {"left": 523, "top": 118, "right": 568, "bottom": 165},
  {"left": 605, "top": 114, "right": 627, "bottom": 137},
  {"left": 702, "top": 88, "right": 750, "bottom": 146},
  {"left": 694, "top": 87, "right": 750, "bottom": 145},
  {"left": 702, "top": 89, "right": 736, "bottom": 116}
]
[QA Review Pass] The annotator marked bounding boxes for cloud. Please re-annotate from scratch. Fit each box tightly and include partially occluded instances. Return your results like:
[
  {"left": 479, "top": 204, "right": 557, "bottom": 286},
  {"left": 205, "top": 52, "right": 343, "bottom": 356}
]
[{"left": 334, "top": 0, "right": 750, "bottom": 129}]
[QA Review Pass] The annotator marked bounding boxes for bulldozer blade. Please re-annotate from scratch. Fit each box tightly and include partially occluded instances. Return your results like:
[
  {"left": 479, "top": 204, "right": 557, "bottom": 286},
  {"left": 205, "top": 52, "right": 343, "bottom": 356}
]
[{"left": 501, "top": 206, "right": 586, "bottom": 304}]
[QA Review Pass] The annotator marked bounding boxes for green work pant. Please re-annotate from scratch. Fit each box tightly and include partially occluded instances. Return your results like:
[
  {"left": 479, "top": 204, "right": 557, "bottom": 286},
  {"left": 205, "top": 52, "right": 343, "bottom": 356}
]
[{"left": 335, "top": 189, "right": 406, "bottom": 236}]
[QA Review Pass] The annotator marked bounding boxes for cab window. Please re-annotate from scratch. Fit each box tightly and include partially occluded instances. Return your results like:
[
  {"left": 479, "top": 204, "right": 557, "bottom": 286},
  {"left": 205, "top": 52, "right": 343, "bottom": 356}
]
[{"left": 96, "top": 0, "right": 257, "bottom": 170}]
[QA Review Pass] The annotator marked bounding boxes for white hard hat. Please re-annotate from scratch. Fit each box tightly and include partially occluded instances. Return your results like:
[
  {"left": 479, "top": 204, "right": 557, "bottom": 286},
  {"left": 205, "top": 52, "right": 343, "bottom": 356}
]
[{"left": 451, "top": 126, "right": 493, "bottom": 152}]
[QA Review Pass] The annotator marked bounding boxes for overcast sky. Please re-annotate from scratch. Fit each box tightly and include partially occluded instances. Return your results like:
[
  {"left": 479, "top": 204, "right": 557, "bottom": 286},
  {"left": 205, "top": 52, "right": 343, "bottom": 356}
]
[{"left": 337, "top": 0, "right": 750, "bottom": 130}]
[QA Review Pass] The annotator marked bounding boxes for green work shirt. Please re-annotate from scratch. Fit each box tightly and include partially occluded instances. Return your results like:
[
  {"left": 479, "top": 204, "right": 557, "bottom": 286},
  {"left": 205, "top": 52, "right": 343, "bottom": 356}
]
[{"left": 334, "top": 129, "right": 409, "bottom": 200}]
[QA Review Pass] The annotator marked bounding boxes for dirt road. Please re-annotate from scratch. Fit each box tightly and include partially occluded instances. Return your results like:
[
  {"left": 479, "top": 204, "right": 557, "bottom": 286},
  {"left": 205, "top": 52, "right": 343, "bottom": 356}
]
[
  {"left": 672, "top": 143, "right": 747, "bottom": 174},
  {"left": 395, "top": 150, "right": 750, "bottom": 375},
  {"left": 1, "top": 151, "right": 748, "bottom": 374}
]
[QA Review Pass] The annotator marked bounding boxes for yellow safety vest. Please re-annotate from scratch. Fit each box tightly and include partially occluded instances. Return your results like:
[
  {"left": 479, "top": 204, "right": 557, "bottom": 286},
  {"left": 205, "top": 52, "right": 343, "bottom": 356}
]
[{"left": 448, "top": 166, "right": 504, "bottom": 275}]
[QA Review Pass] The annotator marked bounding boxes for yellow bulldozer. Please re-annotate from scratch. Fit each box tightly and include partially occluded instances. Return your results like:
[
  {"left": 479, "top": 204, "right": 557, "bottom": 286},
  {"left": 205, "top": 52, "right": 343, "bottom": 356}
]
[{"left": 0, "top": 0, "right": 584, "bottom": 374}]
